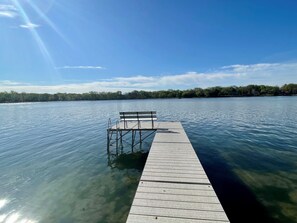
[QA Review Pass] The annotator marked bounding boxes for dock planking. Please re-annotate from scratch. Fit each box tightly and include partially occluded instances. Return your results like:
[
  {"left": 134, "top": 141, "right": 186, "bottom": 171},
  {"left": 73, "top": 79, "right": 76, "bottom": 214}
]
[{"left": 126, "top": 122, "right": 229, "bottom": 223}]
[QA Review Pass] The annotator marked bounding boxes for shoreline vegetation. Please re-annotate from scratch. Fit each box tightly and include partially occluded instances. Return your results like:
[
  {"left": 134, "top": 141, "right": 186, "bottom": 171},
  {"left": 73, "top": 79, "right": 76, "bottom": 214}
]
[{"left": 0, "top": 83, "right": 296, "bottom": 103}]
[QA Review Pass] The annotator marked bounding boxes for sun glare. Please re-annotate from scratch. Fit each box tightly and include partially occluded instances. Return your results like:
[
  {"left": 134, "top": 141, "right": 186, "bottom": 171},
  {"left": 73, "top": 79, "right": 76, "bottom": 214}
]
[
  {"left": 26, "top": 0, "right": 70, "bottom": 45},
  {"left": 12, "top": 0, "right": 55, "bottom": 68}
]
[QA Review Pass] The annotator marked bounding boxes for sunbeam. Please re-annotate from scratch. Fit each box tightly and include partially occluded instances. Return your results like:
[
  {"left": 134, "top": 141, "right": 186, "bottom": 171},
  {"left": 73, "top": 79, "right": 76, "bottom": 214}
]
[
  {"left": 12, "top": 0, "right": 56, "bottom": 68},
  {"left": 26, "top": 0, "right": 71, "bottom": 46}
]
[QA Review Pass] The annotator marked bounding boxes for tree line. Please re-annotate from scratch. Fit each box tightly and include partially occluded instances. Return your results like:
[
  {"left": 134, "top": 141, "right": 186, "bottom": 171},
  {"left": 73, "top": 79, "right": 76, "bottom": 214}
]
[{"left": 0, "top": 83, "right": 297, "bottom": 103}]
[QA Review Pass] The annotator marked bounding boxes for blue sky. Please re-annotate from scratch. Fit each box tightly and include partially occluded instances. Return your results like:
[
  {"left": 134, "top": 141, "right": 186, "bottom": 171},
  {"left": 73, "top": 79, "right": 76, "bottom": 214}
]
[{"left": 1, "top": 0, "right": 297, "bottom": 93}]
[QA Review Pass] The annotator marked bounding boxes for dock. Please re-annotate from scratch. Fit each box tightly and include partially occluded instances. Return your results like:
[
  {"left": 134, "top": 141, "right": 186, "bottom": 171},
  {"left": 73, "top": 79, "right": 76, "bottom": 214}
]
[{"left": 126, "top": 121, "right": 229, "bottom": 223}]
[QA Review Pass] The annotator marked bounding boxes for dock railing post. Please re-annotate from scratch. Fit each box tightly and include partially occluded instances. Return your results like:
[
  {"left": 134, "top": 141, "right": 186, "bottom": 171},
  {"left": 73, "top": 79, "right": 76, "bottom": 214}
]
[
  {"left": 151, "top": 111, "right": 154, "bottom": 129},
  {"left": 137, "top": 112, "right": 140, "bottom": 129},
  {"left": 123, "top": 113, "right": 126, "bottom": 129}
]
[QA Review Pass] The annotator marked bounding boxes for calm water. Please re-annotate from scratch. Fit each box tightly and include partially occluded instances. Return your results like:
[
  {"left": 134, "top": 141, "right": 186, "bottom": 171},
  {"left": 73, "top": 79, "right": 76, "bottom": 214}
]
[{"left": 0, "top": 97, "right": 297, "bottom": 223}]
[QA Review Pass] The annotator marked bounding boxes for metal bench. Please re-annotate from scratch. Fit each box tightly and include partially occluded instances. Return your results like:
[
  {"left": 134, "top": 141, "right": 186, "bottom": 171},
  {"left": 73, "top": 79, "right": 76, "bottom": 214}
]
[{"left": 120, "top": 111, "right": 157, "bottom": 129}]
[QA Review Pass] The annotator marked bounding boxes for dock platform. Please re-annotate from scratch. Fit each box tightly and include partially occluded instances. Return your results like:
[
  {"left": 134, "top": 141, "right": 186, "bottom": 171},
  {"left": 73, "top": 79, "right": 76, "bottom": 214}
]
[{"left": 126, "top": 122, "right": 229, "bottom": 223}]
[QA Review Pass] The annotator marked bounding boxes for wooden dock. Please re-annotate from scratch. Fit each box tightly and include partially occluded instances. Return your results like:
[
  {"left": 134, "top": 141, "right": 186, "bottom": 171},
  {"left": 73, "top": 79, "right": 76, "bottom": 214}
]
[{"left": 126, "top": 122, "right": 229, "bottom": 223}]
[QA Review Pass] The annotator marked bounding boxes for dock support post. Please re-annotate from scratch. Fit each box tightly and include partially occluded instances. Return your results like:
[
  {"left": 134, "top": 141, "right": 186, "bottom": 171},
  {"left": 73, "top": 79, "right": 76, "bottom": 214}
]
[
  {"left": 107, "top": 129, "right": 110, "bottom": 153},
  {"left": 132, "top": 130, "right": 135, "bottom": 152},
  {"left": 120, "top": 131, "right": 123, "bottom": 148},
  {"left": 116, "top": 129, "right": 119, "bottom": 155}
]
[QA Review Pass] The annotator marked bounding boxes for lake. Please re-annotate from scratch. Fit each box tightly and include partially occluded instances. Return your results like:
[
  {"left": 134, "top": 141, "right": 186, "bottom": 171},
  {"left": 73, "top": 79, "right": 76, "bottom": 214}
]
[{"left": 0, "top": 97, "right": 297, "bottom": 223}]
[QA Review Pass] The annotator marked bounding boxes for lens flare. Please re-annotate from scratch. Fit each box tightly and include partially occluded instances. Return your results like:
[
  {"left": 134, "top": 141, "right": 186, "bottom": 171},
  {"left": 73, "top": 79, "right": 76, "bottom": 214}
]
[
  {"left": 26, "top": 0, "right": 71, "bottom": 46},
  {"left": 12, "top": 0, "right": 55, "bottom": 68}
]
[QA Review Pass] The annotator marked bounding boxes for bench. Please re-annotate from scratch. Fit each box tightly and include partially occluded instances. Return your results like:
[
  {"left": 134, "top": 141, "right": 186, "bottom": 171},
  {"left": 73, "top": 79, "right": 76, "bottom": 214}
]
[{"left": 119, "top": 111, "right": 157, "bottom": 129}]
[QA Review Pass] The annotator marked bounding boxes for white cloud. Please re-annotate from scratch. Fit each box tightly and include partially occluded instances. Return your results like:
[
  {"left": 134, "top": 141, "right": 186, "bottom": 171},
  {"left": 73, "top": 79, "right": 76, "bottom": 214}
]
[
  {"left": 114, "top": 75, "right": 155, "bottom": 83},
  {"left": 159, "top": 72, "right": 241, "bottom": 86},
  {"left": 1, "top": 62, "right": 297, "bottom": 93},
  {"left": 56, "top": 66, "right": 106, "bottom": 70},
  {"left": 19, "top": 22, "right": 40, "bottom": 29},
  {"left": 0, "top": 4, "right": 18, "bottom": 18},
  {"left": 221, "top": 63, "right": 281, "bottom": 73},
  {"left": 0, "top": 11, "right": 17, "bottom": 18},
  {"left": 0, "top": 5, "right": 17, "bottom": 11},
  {"left": 0, "top": 3, "right": 41, "bottom": 30}
]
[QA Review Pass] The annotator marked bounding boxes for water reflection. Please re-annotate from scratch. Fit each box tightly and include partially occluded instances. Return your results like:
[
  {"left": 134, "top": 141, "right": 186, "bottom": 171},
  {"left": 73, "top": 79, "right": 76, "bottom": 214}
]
[
  {"left": 107, "top": 151, "right": 148, "bottom": 171},
  {"left": 0, "top": 198, "right": 37, "bottom": 223}
]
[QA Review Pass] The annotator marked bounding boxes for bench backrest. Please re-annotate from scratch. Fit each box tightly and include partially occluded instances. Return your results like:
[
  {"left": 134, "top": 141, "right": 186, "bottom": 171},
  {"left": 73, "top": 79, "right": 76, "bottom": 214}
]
[
  {"left": 119, "top": 111, "right": 157, "bottom": 129},
  {"left": 120, "top": 111, "right": 156, "bottom": 121}
]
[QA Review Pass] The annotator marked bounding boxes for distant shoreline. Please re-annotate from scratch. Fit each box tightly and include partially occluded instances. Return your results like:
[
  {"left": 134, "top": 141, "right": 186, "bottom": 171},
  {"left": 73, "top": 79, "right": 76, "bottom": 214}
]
[{"left": 1, "top": 84, "right": 296, "bottom": 103}]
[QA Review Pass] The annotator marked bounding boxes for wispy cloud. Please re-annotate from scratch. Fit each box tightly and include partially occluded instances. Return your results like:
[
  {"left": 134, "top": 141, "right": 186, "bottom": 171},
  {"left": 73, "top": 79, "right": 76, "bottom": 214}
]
[
  {"left": 19, "top": 22, "right": 40, "bottom": 29},
  {"left": 1, "top": 62, "right": 297, "bottom": 93},
  {"left": 56, "top": 66, "right": 106, "bottom": 70},
  {"left": 221, "top": 63, "right": 281, "bottom": 73},
  {"left": 0, "top": 3, "right": 41, "bottom": 29},
  {"left": 0, "top": 4, "right": 18, "bottom": 18}
]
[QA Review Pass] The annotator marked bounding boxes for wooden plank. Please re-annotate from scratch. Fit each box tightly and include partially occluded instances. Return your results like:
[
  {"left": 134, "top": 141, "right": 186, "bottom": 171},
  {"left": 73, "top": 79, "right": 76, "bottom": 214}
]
[
  {"left": 129, "top": 206, "right": 229, "bottom": 221},
  {"left": 138, "top": 181, "right": 214, "bottom": 191},
  {"left": 133, "top": 199, "right": 224, "bottom": 211},
  {"left": 148, "top": 150, "right": 197, "bottom": 155},
  {"left": 153, "top": 135, "right": 190, "bottom": 143},
  {"left": 142, "top": 173, "right": 207, "bottom": 180},
  {"left": 141, "top": 172, "right": 209, "bottom": 180},
  {"left": 148, "top": 152, "right": 197, "bottom": 157},
  {"left": 127, "top": 215, "right": 228, "bottom": 223},
  {"left": 147, "top": 156, "right": 197, "bottom": 160},
  {"left": 150, "top": 149, "right": 197, "bottom": 154},
  {"left": 145, "top": 162, "right": 204, "bottom": 168},
  {"left": 156, "top": 122, "right": 183, "bottom": 129},
  {"left": 148, "top": 150, "right": 197, "bottom": 154},
  {"left": 143, "top": 166, "right": 206, "bottom": 173},
  {"left": 134, "top": 192, "right": 221, "bottom": 203},
  {"left": 136, "top": 187, "right": 217, "bottom": 197},
  {"left": 149, "top": 147, "right": 195, "bottom": 151},
  {"left": 146, "top": 160, "right": 201, "bottom": 165},
  {"left": 150, "top": 142, "right": 193, "bottom": 147},
  {"left": 143, "top": 169, "right": 205, "bottom": 175},
  {"left": 140, "top": 176, "right": 210, "bottom": 184},
  {"left": 146, "top": 156, "right": 199, "bottom": 161}
]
